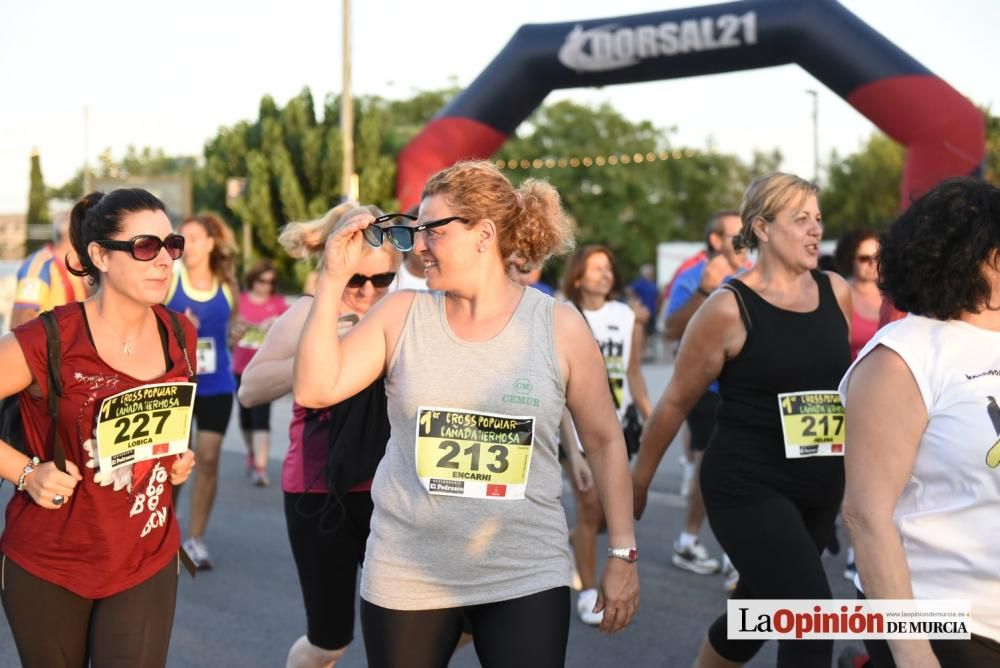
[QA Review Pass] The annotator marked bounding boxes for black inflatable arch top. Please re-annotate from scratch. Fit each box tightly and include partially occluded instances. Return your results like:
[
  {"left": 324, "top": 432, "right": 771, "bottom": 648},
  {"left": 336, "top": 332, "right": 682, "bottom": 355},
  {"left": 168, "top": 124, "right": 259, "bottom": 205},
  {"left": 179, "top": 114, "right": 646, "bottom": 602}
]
[{"left": 397, "top": 0, "right": 983, "bottom": 209}]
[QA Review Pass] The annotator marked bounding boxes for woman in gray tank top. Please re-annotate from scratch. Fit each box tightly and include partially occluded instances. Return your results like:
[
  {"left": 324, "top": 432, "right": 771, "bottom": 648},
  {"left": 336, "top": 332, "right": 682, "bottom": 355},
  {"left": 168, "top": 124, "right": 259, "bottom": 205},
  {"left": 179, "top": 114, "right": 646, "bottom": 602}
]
[{"left": 294, "top": 160, "right": 639, "bottom": 668}]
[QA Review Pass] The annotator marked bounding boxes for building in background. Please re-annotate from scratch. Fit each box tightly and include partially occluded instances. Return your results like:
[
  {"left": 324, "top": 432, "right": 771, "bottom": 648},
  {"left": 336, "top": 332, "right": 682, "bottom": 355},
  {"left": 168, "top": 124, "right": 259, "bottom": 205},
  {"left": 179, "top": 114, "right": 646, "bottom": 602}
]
[{"left": 0, "top": 213, "right": 26, "bottom": 260}]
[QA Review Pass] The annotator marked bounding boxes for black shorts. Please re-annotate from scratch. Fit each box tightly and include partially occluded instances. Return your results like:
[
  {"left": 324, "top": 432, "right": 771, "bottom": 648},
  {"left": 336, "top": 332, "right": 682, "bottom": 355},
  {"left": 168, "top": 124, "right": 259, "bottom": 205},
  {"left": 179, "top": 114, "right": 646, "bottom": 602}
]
[
  {"left": 233, "top": 375, "right": 271, "bottom": 431},
  {"left": 686, "top": 391, "right": 720, "bottom": 452},
  {"left": 284, "top": 491, "right": 374, "bottom": 651},
  {"left": 193, "top": 392, "right": 234, "bottom": 435}
]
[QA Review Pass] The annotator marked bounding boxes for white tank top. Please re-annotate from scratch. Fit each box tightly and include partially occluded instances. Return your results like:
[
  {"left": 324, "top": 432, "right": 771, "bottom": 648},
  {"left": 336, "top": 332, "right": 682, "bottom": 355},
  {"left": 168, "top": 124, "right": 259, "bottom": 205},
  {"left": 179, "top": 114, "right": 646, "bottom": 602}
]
[
  {"left": 581, "top": 300, "right": 635, "bottom": 421},
  {"left": 839, "top": 314, "right": 1000, "bottom": 642}
]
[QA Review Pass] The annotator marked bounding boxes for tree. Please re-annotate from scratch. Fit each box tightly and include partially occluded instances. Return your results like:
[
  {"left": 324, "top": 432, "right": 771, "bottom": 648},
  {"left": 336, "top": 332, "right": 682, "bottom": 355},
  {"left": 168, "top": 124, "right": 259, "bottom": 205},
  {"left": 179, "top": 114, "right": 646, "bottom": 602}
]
[
  {"left": 983, "top": 105, "right": 1000, "bottom": 186},
  {"left": 495, "top": 100, "right": 780, "bottom": 279},
  {"left": 197, "top": 86, "right": 457, "bottom": 280},
  {"left": 48, "top": 146, "right": 198, "bottom": 203},
  {"left": 820, "top": 133, "right": 905, "bottom": 238},
  {"left": 27, "top": 149, "right": 50, "bottom": 225}
]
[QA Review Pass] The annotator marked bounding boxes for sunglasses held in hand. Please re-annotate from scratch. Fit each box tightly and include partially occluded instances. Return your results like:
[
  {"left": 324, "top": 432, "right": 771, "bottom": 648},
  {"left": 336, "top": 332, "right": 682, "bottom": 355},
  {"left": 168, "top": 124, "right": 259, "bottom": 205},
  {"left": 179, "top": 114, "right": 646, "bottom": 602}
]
[
  {"left": 95, "top": 234, "right": 185, "bottom": 261},
  {"left": 362, "top": 213, "right": 470, "bottom": 252}
]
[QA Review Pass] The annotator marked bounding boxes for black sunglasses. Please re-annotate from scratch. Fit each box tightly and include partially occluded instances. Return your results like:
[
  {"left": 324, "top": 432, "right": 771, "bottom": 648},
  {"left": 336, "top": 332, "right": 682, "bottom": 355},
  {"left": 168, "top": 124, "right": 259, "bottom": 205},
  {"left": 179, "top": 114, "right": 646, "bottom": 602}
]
[
  {"left": 362, "top": 213, "right": 470, "bottom": 252},
  {"left": 346, "top": 272, "right": 396, "bottom": 288},
  {"left": 95, "top": 234, "right": 185, "bottom": 261}
]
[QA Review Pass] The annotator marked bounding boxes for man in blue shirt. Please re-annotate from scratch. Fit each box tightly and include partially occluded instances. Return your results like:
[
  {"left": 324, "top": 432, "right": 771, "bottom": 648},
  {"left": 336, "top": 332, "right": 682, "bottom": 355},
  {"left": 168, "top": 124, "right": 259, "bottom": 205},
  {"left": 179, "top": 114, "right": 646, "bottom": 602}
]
[
  {"left": 664, "top": 210, "right": 747, "bottom": 582},
  {"left": 628, "top": 264, "right": 658, "bottom": 335}
]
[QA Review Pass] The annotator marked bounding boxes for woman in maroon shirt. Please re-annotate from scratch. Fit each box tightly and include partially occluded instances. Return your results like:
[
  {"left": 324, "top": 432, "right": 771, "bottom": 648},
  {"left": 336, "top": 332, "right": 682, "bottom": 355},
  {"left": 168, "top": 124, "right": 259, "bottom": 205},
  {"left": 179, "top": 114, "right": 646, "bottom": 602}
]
[{"left": 0, "top": 189, "right": 196, "bottom": 666}]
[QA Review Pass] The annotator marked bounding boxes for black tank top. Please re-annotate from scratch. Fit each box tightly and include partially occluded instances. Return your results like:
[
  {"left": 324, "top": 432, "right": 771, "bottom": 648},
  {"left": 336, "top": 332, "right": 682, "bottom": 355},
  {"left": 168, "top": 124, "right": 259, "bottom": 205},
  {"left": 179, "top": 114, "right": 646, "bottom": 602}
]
[{"left": 702, "top": 270, "right": 850, "bottom": 508}]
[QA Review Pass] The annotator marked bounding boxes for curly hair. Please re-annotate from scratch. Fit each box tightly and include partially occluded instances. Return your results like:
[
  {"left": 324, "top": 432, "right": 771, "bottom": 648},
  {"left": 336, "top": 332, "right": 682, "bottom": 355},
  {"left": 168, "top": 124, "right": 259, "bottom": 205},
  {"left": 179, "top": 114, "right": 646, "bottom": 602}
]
[
  {"left": 561, "top": 245, "right": 620, "bottom": 307},
  {"left": 833, "top": 227, "right": 880, "bottom": 278},
  {"left": 421, "top": 160, "right": 575, "bottom": 271},
  {"left": 878, "top": 177, "right": 1000, "bottom": 320},
  {"left": 735, "top": 172, "right": 819, "bottom": 252}
]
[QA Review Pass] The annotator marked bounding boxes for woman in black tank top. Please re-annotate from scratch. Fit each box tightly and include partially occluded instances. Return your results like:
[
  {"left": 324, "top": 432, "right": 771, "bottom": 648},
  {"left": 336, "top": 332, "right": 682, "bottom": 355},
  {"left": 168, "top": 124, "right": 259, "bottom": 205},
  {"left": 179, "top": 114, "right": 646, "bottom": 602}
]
[{"left": 633, "top": 173, "right": 852, "bottom": 668}]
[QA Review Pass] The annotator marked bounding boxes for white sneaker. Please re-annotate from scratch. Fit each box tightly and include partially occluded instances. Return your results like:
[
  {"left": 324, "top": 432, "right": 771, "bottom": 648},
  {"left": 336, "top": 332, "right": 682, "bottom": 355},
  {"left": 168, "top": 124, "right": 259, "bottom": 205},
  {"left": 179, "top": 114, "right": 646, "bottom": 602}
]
[
  {"left": 672, "top": 539, "right": 721, "bottom": 575},
  {"left": 183, "top": 536, "right": 214, "bottom": 570},
  {"left": 679, "top": 460, "right": 696, "bottom": 497},
  {"left": 576, "top": 588, "right": 603, "bottom": 625}
]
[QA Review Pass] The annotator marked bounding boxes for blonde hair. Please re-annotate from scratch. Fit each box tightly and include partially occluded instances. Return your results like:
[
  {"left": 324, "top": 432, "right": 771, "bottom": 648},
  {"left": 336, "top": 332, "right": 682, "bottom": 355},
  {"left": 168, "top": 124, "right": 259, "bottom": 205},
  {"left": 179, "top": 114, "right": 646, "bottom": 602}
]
[
  {"left": 278, "top": 201, "right": 359, "bottom": 260},
  {"left": 278, "top": 203, "right": 396, "bottom": 271},
  {"left": 735, "top": 172, "right": 819, "bottom": 251},
  {"left": 421, "top": 160, "right": 575, "bottom": 271}
]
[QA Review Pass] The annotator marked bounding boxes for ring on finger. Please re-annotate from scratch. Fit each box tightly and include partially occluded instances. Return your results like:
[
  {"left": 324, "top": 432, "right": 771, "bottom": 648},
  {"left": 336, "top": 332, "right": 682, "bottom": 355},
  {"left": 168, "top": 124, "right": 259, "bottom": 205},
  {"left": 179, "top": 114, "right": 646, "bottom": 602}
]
[{"left": 52, "top": 494, "right": 65, "bottom": 506}]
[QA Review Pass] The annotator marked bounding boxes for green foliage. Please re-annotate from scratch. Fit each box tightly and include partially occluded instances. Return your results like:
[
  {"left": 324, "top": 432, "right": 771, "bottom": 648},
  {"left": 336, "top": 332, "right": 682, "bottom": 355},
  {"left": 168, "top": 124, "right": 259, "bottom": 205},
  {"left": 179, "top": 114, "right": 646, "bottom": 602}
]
[
  {"left": 27, "top": 152, "right": 50, "bottom": 226},
  {"left": 820, "top": 133, "right": 905, "bottom": 237},
  {"left": 496, "top": 100, "right": 779, "bottom": 279},
  {"left": 983, "top": 105, "right": 1000, "bottom": 187},
  {"left": 194, "top": 86, "right": 457, "bottom": 282}
]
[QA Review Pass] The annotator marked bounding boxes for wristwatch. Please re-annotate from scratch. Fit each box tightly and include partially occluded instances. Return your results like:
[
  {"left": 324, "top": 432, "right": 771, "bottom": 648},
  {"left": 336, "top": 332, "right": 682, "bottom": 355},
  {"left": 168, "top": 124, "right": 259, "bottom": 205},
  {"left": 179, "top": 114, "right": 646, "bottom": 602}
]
[
  {"left": 16, "top": 456, "right": 41, "bottom": 492},
  {"left": 608, "top": 547, "right": 638, "bottom": 563}
]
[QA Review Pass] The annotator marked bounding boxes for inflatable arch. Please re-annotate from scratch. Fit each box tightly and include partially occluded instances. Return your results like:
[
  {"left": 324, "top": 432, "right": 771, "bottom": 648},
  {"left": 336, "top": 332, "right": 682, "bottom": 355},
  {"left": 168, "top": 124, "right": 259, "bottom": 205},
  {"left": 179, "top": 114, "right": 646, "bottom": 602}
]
[{"left": 396, "top": 0, "right": 984, "bottom": 210}]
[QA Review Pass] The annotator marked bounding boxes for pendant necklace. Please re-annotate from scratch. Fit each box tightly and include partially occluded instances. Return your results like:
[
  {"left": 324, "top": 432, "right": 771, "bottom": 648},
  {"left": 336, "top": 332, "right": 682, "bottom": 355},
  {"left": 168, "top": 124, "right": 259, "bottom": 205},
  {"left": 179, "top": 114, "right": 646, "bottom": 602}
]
[{"left": 94, "top": 305, "right": 146, "bottom": 356}]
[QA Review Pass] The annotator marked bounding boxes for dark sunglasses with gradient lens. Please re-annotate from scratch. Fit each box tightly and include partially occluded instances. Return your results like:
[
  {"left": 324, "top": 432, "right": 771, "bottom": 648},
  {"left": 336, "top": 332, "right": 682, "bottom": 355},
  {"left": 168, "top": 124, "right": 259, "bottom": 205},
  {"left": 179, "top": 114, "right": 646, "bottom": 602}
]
[
  {"left": 346, "top": 272, "right": 397, "bottom": 289},
  {"left": 95, "top": 233, "right": 185, "bottom": 261},
  {"left": 362, "top": 213, "right": 470, "bottom": 252}
]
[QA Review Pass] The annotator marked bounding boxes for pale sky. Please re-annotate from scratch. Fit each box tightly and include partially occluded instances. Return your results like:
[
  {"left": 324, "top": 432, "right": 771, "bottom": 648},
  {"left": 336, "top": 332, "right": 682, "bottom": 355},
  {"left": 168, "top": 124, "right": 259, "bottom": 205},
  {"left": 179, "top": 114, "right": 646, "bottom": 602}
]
[{"left": 1, "top": 0, "right": 996, "bottom": 213}]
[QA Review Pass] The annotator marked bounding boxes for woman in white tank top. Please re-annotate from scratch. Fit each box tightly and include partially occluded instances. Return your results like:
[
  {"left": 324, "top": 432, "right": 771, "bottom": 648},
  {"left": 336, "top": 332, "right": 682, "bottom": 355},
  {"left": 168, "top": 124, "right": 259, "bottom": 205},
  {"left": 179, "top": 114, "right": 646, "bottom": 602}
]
[
  {"left": 560, "top": 245, "right": 651, "bottom": 627},
  {"left": 293, "top": 161, "right": 639, "bottom": 667},
  {"left": 841, "top": 178, "right": 1000, "bottom": 667}
]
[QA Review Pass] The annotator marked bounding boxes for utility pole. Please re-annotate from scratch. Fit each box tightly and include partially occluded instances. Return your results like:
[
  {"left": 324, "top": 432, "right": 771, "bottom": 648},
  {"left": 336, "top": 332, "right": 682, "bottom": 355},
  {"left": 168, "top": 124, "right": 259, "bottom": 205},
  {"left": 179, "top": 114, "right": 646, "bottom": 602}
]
[
  {"left": 806, "top": 89, "right": 819, "bottom": 184},
  {"left": 83, "top": 106, "right": 92, "bottom": 193},
  {"left": 341, "top": 0, "right": 357, "bottom": 201}
]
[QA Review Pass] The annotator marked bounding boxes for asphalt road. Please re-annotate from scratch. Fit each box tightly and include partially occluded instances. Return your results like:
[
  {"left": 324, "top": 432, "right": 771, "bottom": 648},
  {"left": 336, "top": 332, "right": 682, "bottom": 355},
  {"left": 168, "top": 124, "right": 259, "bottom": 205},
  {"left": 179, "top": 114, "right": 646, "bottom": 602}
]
[{"left": 0, "top": 356, "right": 859, "bottom": 667}]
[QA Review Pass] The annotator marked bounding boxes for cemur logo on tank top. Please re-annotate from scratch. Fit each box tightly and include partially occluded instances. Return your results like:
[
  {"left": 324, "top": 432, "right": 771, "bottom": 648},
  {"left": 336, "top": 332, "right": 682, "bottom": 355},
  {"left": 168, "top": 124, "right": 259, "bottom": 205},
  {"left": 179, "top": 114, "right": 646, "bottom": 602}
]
[{"left": 502, "top": 377, "right": 540, "bottom": 408}]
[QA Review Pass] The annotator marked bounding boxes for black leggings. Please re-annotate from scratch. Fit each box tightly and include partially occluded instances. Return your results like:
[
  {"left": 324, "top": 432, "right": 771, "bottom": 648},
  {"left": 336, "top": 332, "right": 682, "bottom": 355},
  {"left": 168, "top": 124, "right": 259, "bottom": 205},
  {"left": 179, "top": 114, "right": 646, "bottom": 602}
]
[
  {"left": 705, "top": 494, "right": 840, "bottom": 667},
  {"left": 361, "top": 586, "right": 570, "bottom": 668},
  {"left": 1, "top": 553, "right": 179, "bottom": 668},
  {"left": 284, "top": 491, "right": 373, "bottom": 651}
]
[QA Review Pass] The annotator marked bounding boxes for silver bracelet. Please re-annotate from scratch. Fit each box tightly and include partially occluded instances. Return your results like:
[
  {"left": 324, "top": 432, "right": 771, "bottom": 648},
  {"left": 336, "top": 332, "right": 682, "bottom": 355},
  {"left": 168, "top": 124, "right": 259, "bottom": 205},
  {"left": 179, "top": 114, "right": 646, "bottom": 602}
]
[{"left": 16, "top": 456, "right": 41, "bottom": 492}]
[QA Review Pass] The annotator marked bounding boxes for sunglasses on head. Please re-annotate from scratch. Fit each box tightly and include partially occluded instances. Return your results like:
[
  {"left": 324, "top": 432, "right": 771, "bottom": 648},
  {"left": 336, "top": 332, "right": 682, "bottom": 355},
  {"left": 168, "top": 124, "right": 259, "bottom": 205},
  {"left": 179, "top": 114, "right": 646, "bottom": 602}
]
[
  {"left": 362, "top": 213, "right": 470, "bottom": 252},
  {"left": 95, "top": 233, "right": 185, "bottom": 261},
  {"left": 346, "top": 272, "right": 396, "bottom": 288},
  {"left": 856, "top": 254, "right": 876, "bottom": 264}
]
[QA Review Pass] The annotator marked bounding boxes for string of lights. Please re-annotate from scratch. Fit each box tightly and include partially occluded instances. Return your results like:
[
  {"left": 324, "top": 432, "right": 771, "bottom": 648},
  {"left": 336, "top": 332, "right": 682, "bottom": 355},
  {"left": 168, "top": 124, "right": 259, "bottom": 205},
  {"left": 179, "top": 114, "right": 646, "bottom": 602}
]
[{"left": 494, "top": 147, "right": 717, "bottom": 171}]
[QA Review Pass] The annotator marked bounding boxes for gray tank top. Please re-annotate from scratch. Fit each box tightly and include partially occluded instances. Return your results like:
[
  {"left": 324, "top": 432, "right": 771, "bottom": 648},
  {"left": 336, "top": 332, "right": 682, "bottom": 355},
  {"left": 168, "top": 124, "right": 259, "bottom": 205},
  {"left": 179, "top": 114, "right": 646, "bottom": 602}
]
[{"left": 361, "top": 288, "right": 572, "bottom": 610}]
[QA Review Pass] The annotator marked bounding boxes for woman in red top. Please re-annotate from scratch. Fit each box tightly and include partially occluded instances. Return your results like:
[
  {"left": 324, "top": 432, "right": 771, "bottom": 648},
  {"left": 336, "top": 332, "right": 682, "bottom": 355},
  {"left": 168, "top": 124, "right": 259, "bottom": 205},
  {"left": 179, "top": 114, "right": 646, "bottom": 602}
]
[
  {"left": 232, "top": 259, "right": 288, "bottom": 487},
  {"left": 834, "top": 227, "right": 882, "bottom": 361},
  {"left": 0, "top": 189, "right": 196, "bottom": 667}
]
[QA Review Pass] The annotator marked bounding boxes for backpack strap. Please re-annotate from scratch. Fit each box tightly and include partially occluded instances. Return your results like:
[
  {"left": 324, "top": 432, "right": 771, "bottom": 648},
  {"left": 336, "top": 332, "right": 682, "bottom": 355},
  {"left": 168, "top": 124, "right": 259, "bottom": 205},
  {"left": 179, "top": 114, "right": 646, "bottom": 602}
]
[
  {"left": 158, "top": 306, "right": 198, "bottom": 577},
  {"left": 38, "top": 311, "right": 67, "bottom": 473},
  {"left": 162, "top": 307, "right": 196, "bottom": 381}
]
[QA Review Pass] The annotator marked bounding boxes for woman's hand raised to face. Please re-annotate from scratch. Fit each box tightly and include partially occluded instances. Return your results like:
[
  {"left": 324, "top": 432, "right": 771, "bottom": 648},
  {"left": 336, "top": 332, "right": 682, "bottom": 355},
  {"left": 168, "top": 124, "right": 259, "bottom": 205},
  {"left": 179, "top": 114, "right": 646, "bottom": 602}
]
[{"left": 322, "top": 214, "right": 375, "bottom": 283}]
